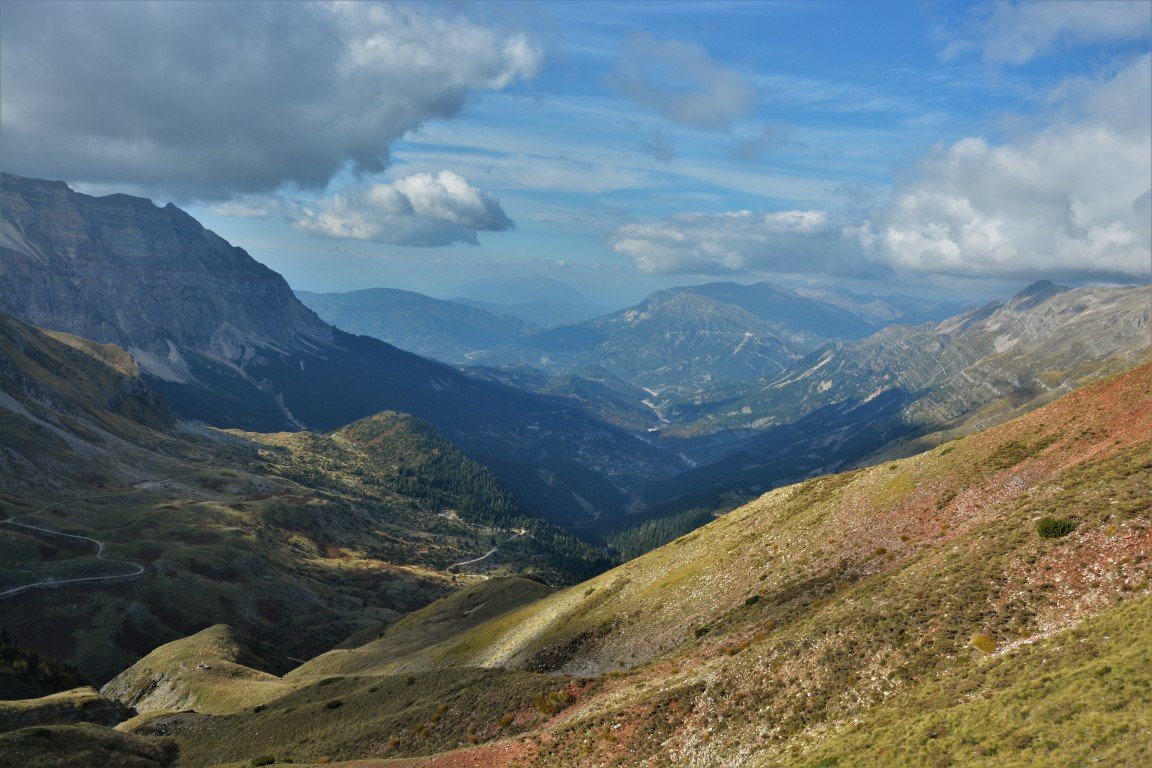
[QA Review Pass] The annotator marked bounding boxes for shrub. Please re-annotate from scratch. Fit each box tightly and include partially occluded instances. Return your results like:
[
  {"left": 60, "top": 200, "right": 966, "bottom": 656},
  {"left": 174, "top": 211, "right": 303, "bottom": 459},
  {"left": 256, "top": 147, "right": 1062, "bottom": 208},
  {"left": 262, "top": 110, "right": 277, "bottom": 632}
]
[
  {"left": 1036, "top": 516, "right": 1076, "bottom": 539},
  {"left": 250, "top": 758, "right": 275, "bottom": 767},
  {"left": 324, "top": 699, "right": 343, "bottom": 709},
  {"left": 745, "top": 595, "right": 761, "bottom": 606},
  {"left": 970, "top": 634, "right": 997, "bottom": 654}
]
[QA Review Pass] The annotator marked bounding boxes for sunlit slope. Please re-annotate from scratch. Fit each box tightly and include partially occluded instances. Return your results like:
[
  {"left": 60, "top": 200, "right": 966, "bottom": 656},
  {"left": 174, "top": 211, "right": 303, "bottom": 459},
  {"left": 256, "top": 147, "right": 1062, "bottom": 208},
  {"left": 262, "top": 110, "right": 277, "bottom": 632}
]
[
  {"left": 290, "top": 576, "right": 554, "bottom": 679},
  {"left": 344, "top": 362, "right": 1148, "bottom": 767},
  {"left": 120, "top": 363, "right": 1152, "bottom": 767},
  {"left": 792, "top": 593, "right": 1152, "bottom": 768},
  {"left": 100, "top": 624, "right": 294, "bottom": 715}
]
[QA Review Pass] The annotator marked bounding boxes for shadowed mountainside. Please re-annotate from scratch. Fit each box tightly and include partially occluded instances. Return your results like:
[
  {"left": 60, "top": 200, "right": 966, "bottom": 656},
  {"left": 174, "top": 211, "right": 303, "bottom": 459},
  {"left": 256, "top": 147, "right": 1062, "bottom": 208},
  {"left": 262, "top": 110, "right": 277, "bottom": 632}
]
[{"left": 0, "top": 312, "right": 609, "bottom": 682}]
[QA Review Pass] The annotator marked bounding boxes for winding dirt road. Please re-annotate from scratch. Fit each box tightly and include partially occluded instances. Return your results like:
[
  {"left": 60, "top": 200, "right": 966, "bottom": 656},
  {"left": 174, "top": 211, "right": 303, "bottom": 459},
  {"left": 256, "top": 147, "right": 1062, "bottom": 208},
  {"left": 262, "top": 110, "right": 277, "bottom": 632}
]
[{"left": 0, "top": 472, "right": 205, "bottom": 599}]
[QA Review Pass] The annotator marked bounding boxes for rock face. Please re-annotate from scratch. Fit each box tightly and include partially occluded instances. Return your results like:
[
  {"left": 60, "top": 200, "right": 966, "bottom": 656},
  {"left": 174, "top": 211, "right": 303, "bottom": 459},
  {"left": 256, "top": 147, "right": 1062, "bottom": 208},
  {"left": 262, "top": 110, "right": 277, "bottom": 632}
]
[{"left": 0, "top": 173, "right": 332, "bottom": 382}]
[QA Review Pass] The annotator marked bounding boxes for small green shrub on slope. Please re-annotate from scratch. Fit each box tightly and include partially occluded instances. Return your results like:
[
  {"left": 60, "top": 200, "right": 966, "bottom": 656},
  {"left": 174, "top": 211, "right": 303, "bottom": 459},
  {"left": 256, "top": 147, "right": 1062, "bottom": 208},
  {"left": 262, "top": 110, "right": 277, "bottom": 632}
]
[{"left": 1036, "top": 516, "right": 1076, "bottom": 539}]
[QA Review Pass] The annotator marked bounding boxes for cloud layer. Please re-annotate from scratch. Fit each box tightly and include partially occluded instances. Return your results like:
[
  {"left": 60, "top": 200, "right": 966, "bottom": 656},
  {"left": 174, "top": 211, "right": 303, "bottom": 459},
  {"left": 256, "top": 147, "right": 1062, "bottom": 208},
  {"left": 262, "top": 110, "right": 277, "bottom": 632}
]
[
  {"left": 612, "top": 34, "right": 755, "bottom": 131},
  {"left": 613, "top": 54, "right": 1151, "bottom": 283},
  {"left": 879, "top": 54, "right": 1151, "bottom": 280},
  {"left": 0, "top": 1, "right": 540, "bottom": 200},
  {"left": 295, "top": 171, "right": 513, "bottom": 247},
  {"left": 610, "top": 210, "right": 886, "bottom": 278},
  {"left": 944, "top": 0, "right": 1152, "bottom": 64}
]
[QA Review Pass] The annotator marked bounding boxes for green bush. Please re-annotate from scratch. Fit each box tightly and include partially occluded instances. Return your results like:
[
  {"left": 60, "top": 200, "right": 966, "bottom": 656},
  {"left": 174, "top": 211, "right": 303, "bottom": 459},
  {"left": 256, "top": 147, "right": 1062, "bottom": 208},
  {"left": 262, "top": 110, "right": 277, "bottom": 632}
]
[
  {"left": 1036, "top": 516, "right": 1076, "bottom": 539},
  {"left": 324, "top": 699, "right": 343, "bottom": 709},
  {"left": 250, "top": 757, "right": 275, "bottom": 767}
]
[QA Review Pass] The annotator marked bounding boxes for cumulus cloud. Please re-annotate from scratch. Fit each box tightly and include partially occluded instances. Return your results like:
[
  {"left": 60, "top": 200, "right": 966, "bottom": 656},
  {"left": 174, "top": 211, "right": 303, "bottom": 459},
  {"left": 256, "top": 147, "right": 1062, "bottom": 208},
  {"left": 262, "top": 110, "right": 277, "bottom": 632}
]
[
  {"left": 877, "top": 54, "right": 1151, "bottom": 280},
  {"left": 616, "top": 55, "right": 1151, "bottom": 284},
  {"left": 0, "top": 1, "right": 540, "bottom": 200},
  {"left": 943, "top": 0, "right": 1152, "bottom": 64},
  {"left": 295, "top": 171, "right": 513, "bottom": 247},
  {"left": 609, "top": 210, "right": 888, "bottom": 278},
  {"left": 612, "top": 34, "right": 756, "bottom": 131}
]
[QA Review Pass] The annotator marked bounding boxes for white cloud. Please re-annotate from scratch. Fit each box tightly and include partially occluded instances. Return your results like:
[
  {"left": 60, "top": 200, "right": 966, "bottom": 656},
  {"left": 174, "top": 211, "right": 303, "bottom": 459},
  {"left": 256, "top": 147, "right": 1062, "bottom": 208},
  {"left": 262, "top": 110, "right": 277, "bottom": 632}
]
[
  {"left": 943, "top": 0, "right": 1152, "bottom": 64},
  {"left": 878, "top": 55, "right": 1151, "bottom": 280},
  {"left": 611, "top": 33, "right": 756, "bottom": 131},
  {"left": 295, "top": 171, "right": 513, "bottom": 247},
  {"left": 612, "top": 55, "right": 1152, "bottom": 284},
  {"left": 0, "top": 1, "right": 540, "bottom": 200},
  {"left": 609, "top": 210, "right": 886, "bottom": 277}
]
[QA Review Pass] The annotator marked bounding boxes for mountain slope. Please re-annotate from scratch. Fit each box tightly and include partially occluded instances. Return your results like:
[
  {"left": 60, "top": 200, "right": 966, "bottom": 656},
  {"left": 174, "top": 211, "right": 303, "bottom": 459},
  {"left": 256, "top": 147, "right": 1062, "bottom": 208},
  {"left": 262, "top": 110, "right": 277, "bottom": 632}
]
[
  {"left": 296, "top": 287, "right": 537, "bottom": 364},
  {"left": 119, "top": 362, "right": 1152, "bottom": 767},
  {"left": 470, "top": 280, "right": 951, "bottom": 418},
  {"left": 0, "top": 312, "right": 608, "bottom": 682},
  {"left": 0, "top": 173, "right": 681, "bottom": 526},
  {"left": 701, "top": 280, "right": 1150, "bottom": 433},
  {"left": 637, "top": 281, "right": 1151, "bottom": 516}
]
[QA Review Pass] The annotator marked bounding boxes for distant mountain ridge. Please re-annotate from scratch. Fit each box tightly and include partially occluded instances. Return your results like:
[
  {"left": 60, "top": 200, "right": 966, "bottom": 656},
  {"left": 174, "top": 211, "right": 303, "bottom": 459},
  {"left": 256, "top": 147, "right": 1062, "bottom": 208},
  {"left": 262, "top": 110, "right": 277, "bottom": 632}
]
[
  {"left": 451, "top": 275, "right": 612, "bottom": 328},
  {"left": 468, "top": 279, "right": 958, "bottom": 414},
  {"left": 295, "top": 287, "right": 536, "bottom": 364}
]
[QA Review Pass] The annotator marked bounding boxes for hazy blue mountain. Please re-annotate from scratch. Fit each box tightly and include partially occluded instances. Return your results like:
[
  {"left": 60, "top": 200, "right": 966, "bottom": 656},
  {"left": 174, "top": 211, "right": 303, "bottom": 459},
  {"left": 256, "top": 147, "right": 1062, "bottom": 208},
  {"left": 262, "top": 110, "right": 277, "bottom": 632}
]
[
  {"left": 450, "top": 275, "right": 611, "bottom": 328},
  {"left": 790, "top": 285, "right": 969, "bottom": 326},
  {"left": 295, "top": 287, "right": 536, "bottom": 364},
  {"left": 468, "top": 281, "right": 884, "bottom": 418},
  {"left": 0, "top": 173, "right": 683, "bottom": 529}
]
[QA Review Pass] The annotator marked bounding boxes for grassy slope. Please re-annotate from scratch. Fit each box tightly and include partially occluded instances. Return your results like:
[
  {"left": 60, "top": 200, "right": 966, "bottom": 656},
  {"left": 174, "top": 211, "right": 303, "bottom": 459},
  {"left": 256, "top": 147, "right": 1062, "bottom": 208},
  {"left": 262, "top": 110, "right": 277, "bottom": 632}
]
[
  {"left": 0, "top": 686, "right": 128, "bottom": 734},
  {"left": 793, "top": 594, "right": 1151, "bottom": 768},
  {"left": 121, "top": 578, "right": 590, "bottom": 766},
  {"left": 291, "top": 577, "right": 555, "bottom": 680},
  {"left": 100, "top": 624, "right": 294, "bottom": 715},
  {"left": 120, "top": 363, "right": 1152, "bottom": 768}
]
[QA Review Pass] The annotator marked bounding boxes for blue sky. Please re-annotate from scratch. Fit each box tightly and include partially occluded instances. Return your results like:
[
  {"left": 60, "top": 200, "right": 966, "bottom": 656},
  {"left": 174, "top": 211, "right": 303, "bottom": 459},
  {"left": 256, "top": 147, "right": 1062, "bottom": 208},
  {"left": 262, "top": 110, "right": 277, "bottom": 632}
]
[{"left": 2, "top": 1, "right": 1149, "bottom": 306}]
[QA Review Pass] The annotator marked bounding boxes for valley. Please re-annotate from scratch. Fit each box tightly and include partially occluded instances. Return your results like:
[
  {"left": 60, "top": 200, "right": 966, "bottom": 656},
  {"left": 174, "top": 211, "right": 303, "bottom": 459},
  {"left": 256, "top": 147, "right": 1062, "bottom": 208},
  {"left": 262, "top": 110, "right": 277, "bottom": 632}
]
[
  {"left": 2, "top": 3, "right": 1150, "bottom": 766},
  {"left": 8, "top": 361, "right": 1145, "bottom": 767}
]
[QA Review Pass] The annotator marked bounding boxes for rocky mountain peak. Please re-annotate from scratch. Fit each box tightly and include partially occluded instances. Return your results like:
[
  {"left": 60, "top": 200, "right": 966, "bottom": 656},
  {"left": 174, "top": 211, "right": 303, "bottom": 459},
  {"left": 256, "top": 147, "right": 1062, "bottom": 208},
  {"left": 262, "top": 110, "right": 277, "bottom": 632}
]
[{"left": 0, "top": 173, "right": 333, "bottom": 378}]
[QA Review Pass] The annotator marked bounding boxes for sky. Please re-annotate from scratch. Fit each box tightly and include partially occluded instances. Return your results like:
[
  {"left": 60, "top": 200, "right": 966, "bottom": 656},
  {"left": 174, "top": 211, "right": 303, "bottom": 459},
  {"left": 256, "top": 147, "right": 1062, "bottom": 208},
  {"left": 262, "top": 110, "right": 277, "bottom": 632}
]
[{"left": 1, "top": 0, "right": 1149, "bottom": 307}]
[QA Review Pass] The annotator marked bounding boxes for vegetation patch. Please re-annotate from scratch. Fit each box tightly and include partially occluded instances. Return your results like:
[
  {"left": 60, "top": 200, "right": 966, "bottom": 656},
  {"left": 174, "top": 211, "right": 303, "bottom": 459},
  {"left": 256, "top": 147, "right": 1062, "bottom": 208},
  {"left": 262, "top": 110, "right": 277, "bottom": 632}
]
[{"left": 1036, "top": 516, "right": 1076, "bottom": 539}]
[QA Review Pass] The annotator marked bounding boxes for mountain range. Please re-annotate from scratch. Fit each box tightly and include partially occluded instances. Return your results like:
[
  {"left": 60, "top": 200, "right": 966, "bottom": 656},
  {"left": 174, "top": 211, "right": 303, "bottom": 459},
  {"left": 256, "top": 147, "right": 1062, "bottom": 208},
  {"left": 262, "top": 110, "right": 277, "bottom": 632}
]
[
  {"left": 15, "top": 360, "right": 1146, "bottom": 767},
  {"left": 0, "top": 173, "right": 681, "bottom": 529},
  {"left": 1, "top": 172, "right": 1151, "bottom": 767},
  {"left": 451, "top": 275, "right": 611, "bottom": 328},
  {"left": 4, "top": 172, "right": 1148, "bottom": 557},
  {"left": 0, "top": 311, "right": 609, "bottom": 683},
  {"left": 295, "top": 287, "right": 537, "bottom": 365}
]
